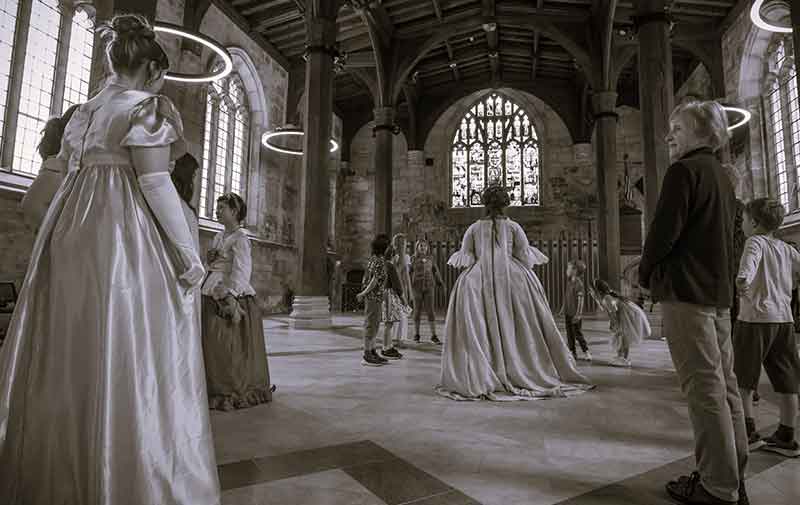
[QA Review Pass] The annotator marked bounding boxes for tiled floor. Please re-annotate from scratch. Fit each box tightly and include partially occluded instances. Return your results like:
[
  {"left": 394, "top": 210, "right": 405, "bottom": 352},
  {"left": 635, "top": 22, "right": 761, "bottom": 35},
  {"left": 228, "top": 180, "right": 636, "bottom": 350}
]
[{"left": 213, "top": 314, "right": 800, "bottom": 505}]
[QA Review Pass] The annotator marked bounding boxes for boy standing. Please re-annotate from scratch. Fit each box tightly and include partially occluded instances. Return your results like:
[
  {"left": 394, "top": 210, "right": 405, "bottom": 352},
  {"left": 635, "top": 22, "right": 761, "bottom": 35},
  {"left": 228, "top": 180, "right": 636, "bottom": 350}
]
[
  {"left": 410, "top": 239, "right": 445, "bottom": 344},
  {"left": 734, "top": 198, "right": 800, "bottom": 457},
  {"left": 561, "top": 260, "right": 592, "bottom": 362},
  {"left": 357, "top": 234, "right": 391, "bottom": 366}
]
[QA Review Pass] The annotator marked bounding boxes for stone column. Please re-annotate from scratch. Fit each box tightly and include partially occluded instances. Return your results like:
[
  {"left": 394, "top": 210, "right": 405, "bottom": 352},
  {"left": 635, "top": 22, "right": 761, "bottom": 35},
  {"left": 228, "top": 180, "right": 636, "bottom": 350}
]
[
  {"left": 50, "top": 1, "right": 76, "bottom": 116},
  {"left": 791, "top": 1, "right": 800, "bottom": 95},
  {"left": 373, "top": 106, "right": 395, "bottom": 235},
  {"left": 592, "top": 91, "right": 621, "bottom": 290},
  {"left": 290, "top": 11, "right": 338, "bottom": 329},
  {"left": 635, "top": 1, "right": 674, "bottom": 228}
]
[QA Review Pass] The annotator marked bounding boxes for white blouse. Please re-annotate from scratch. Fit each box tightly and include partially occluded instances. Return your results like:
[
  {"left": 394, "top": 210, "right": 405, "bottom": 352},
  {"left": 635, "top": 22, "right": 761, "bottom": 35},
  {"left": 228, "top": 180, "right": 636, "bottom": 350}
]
[{"left": 201, "top": 228, "right": 256, "bottom": 299}]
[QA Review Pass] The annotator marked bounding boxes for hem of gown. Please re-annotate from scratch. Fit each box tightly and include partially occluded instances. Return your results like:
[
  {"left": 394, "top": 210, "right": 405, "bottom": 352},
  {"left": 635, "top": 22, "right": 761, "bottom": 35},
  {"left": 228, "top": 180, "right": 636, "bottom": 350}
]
[
  {"left": 434, "top": 383, "right": 595, "bottom": 402},
  {"left": 209, "top": 385, "right": 274, "bottom": 411}
]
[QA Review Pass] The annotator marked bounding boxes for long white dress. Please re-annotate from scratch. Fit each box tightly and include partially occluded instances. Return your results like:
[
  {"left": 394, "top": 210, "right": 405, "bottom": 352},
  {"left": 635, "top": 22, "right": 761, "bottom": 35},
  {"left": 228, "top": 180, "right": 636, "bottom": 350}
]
[
  {"left": 0, "top": 85, "right": 220, "bottom": 504},
  {"left": 437, "top": 217, "right": 594, "bottom": 401}
]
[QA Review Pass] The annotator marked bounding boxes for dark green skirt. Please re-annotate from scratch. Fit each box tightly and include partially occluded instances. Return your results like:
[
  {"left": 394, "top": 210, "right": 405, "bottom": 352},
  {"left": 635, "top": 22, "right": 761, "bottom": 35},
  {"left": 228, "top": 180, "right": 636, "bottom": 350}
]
[{"left": 202, "top": 295, "right": 273, "bottom": 411}]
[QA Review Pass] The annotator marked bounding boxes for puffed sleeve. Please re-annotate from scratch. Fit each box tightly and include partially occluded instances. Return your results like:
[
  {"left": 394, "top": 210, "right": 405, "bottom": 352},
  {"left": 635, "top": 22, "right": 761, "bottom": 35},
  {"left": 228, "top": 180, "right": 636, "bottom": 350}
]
[
  {"left": 448, "top": 224, "right": 476, "bottom": 268},
  {"left": 121, "top": 95, "right": 187, "bottom": 161},
  {"left": 225, "top": 233, "right": 254, "bottom": 297},
  {"left": 511, "top": 221, "right": 548, "bottom": 268}
]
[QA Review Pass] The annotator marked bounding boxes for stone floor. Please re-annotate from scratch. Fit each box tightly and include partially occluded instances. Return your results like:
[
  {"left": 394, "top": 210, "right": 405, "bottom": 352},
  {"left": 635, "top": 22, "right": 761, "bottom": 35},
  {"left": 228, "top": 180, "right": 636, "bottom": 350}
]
[{"left": 213, "top": 314, "right": 800, "bottom": 505}]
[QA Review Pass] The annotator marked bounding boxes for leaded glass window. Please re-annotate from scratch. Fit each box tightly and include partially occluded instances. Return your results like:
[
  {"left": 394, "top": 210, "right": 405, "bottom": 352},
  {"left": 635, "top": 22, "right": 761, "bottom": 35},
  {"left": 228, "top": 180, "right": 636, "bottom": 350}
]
[
  {"left": 63, "top": 7, "right": 94, "bottom": 111},
  {"left": 451, "top": 93, "right": 540, "bottom": 207},
  {"left": 199, "top": 72, "right": 250, "bottom": 219}
]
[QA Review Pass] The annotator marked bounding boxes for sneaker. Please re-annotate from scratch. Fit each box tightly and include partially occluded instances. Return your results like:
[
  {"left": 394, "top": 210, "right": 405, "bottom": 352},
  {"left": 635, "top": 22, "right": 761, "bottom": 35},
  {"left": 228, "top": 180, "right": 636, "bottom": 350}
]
[
  {"left": 381, "top": 348, "right": 403, "bottom": 360},
  {"left": 413, "top": 334, "right": 421, "bottom": 343},
  {"left": 752, "top": 391, "right": 760, "bottom": 404},
  {"left": 762, "top": 433, "right": 800, "bottom": 457},
  {"left": 578, "top": 350, "right": 593, "bottom": 362},
  {"left": 609, "top": 356, "right": 631, "bottom": 367},
  {"left": 361, "top": 352, "right": 385, "bottom": 367},
  {"left": 665, "top": 472, "right": 737, "bottom": 504},
  {"left": 370, "top": 349, "right": 389, "bottom": 364},
  {"left": 431, "top": 335, "right": 442, "bottom": 345}
]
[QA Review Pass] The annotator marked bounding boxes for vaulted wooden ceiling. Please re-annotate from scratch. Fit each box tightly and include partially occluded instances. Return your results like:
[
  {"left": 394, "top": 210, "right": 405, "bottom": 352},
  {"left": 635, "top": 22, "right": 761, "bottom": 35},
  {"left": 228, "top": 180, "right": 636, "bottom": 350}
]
[{"left": 222, "top": 0, "right": 743, "bottom": 141}]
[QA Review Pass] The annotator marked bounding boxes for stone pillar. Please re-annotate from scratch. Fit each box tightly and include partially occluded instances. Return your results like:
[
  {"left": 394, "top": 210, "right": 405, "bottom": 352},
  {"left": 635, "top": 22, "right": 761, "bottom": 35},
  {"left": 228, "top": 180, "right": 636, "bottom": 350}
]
[
  {"left": 635, "top": 1, "right": 674, "bottom": 228},
  {"left": 791, "top": 1, "right": 800, "bottom": 96},
  {"left": 373, "top": 106, "right": 395, "bottom": 235},
  {"left": 51, "top": 1, "right": 76, "bottom": 116},
  {"left": 290, "top": 10, "right": 338, "bottom": 329},
  {"left": 592, "top": 91, "right": 621, "bottom": 290}
]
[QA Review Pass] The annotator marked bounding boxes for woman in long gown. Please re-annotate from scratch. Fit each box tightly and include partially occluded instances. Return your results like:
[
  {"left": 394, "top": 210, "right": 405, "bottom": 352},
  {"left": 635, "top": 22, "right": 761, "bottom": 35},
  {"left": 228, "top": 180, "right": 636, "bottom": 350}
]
[
  {"left": 437, "top": 184, "right": 594, "bottom": 401},
  {"left": 0, "top": 15, "right": 220, "bottom": 505}
]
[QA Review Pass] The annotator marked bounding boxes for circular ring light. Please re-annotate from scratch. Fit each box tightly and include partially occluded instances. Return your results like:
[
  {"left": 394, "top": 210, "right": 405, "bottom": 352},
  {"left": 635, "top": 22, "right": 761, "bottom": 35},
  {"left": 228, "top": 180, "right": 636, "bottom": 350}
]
[
  {"left": 723, "top": 106, "right": 752, "bottom": 131},
  {"left": 750, "top": 0, "right": 792, "bottom": 33},
  {"left": 153, "top": 23, "right": 233, "bottom": 83},
  {"left": 262, "top": 127, "right": 339, "bottom": 156}
]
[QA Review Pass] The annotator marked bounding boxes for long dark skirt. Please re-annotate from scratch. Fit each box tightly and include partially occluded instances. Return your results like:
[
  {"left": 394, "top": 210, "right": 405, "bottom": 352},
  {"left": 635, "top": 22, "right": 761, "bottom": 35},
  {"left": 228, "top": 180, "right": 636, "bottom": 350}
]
[{"left": 202, "top": 295, "right": 273, "bottom": 411}]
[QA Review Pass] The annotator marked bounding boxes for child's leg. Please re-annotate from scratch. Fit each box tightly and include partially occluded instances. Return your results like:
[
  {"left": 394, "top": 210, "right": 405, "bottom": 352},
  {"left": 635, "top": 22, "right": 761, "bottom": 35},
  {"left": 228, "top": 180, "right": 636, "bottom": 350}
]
[
  {"left": 383, "top": 322, "right": 394, "bottom": 350},
  {"left": 425, "top": 290, "right": 436, "bottom": 335},
  {"left": 761, "top": 323, "right": 799, "bottom": 448},
  {"left": 363, "top": 300, "right": 378, "bottom": 353},
  {"left": 740, "top": 388, "right": 755, "bottom": 420},
  {"left": 575, "top": 318, "right": 589, "bottom": 353},
  {"left": 565, "top": 316, "right": 577, "bottom": 356},
  {"left": 620, "top": 343, "right": 630, "bottom": 360},
  {"left": 777, "top": 393, "right": 798, "bottom": 431},
  {"left": 413, "top": 291, "right": 423, "bottom": 336}
]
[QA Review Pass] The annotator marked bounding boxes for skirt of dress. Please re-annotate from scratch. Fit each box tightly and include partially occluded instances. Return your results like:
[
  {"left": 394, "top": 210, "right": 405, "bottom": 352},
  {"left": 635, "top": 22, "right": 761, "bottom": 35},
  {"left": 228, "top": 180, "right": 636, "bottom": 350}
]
[
  {"left": 202, "top": 295, "right": 273, "bottom": 411},
  {"left": 437, "top": 257, "right": 594, "bottom": 401},
  {"left": 0, "top": 165, "right": 220, "bottom": 505},
  {"left": 612, "top": 300, "right": 651, "bottom": 352},
  {"left": 382, "top": 289, "right": 410, "bottom": 324}
]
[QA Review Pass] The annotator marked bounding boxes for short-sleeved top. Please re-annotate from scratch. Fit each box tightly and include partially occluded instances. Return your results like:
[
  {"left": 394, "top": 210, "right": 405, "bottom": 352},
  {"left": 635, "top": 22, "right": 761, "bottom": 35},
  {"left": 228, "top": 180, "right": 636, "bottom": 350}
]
[
  {"left": 363, "top": 255, "right": 387, "bottom": 303},
  {"left": 737, "top": 235, "right": 800, "bottom": 323},
  {"left": 564, "top": 277, "right": 584, "bottom": 316}
]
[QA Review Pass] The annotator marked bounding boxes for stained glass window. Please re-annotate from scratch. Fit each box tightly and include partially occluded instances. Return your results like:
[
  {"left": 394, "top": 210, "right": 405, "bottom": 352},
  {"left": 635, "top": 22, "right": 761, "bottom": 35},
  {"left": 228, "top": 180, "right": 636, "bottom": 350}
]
[
  {"left": 200, "top": 72, "right": 250, "bottom": 219},
  {"left": 451, "top": 93, "right": 540, "bottom": 207},
  {"left": 0, "top": 0, "right": 95, "bottom": 176}
]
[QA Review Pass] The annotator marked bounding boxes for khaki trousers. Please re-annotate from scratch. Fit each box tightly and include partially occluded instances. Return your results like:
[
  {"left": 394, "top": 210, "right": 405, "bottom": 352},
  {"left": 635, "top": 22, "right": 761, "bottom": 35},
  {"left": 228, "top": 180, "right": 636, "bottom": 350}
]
[{"left": 661, "top": 302, "right": 748, "bottom": 503}]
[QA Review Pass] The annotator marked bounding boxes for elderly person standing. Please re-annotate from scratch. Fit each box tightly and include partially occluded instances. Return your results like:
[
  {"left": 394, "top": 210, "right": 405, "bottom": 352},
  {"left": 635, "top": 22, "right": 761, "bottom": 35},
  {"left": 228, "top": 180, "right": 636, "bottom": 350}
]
[{"left": 639, "top": 101, "right": 748, "bottom": 505}]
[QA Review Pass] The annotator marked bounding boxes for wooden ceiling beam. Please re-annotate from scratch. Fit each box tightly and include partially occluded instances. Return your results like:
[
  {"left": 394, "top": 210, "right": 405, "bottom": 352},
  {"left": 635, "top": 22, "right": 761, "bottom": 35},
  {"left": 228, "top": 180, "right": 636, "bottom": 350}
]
[
  {"left": 430, "top": 0, "right": 443, "bottom": 20},
  {"left": 531, "top": 0, "right": 544, "bottom": 79},
  {"left": 482, "top": 0, "right": 500, "bottom": 81},
  {"left": 241, "top": 0, "right": 285, "bottom": 16}
]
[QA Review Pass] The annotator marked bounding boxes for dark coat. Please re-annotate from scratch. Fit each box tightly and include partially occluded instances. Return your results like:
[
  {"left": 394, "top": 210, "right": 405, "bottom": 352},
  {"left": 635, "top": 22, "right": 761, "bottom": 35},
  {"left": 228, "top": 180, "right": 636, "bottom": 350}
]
[{"left": 638, "top": 147, "right": 737, "bottom": 308}]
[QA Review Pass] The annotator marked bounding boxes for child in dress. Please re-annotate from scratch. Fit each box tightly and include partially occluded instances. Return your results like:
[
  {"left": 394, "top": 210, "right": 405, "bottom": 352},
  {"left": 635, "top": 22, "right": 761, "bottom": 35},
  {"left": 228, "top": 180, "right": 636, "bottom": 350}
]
[
  {"left": 559, "top": 260, "right": 592, "bottom": 362},
  {"left": 357, "top": 234, "right": 391, "bottom": 366},
  {"left": 380, "top": 244, "right": 409, "bottom": 360},
  {"left": 590, "top": 279, "right": 651, "bottom": 367},
  {"left": 410, "top": 239, "right": 445, "bottom": 344},
  {"left": 733, "top": 198, "right": 800, "bottom": 456},
  {"left": 391, "top": 233, "right": 412, "bottom": 346}
]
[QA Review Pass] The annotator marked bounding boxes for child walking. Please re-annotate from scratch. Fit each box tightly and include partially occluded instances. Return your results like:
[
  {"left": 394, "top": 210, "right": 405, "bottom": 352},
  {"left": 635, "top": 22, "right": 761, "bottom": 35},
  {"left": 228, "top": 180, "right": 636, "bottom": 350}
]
[
  {"left": 590, "top": 279, "right": 651, "bottom": 367},
  {"left": 560, "top": 260, "right": 592, "bottom": 362},
  {"left": 410, "top": 239, "right": 445, "bottom": 344},
  {"left": 380, "top": 244, "right": 410, "bottom": 360},
  {"left": 357, "top": 234, "right": 391, "bottom": 366},
  {"left": 733, "top": 198, "right": 800, "bottom": 457}
]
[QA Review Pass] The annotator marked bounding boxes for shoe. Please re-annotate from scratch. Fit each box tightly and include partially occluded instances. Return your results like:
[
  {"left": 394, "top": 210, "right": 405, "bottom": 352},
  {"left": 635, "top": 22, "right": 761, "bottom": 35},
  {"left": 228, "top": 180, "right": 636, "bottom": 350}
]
[
  {"left": 578, "top": 350, "right": 593, "bottom": 362},
  {"left": 738, "top": 482, "right": 749, "bottom": 505},
  {"left": 361, "top": 352, "right": 385, "bottom": 366},
  {"left": 381, "top": 348, "right": 403, "bottom": 360},
  {"left": 609, "top": 356, "right": 631, "bottom": 367},
  {"left": 752, "top": 391, "right": 760, "bottom": 404},
  {"left": 762, "top": 433, "right": 800, "bottom": 457},
  {"left": 370, "top": 349, "right": 389, "bottom": 364},
  {"left": 413, "top": 334, "right": 421, "bottom": 343},
  {"left": 665, "top": 472, "right": 736, "bottom": 504},
  {"left": 431, "top": 335, "right": 442, "bottom": 345}
]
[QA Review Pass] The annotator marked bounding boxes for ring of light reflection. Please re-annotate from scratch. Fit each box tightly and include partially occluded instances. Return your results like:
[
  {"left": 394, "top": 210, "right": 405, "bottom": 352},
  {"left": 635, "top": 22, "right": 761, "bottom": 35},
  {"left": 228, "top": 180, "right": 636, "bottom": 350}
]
[
  {"left": 724, "top": 106, "right": 752, "bottom": 131},
  {"left": 262, "top": 129, "right": 339, "bottom": 156},
  {"left": 749, "top": 0, "right": 792, "bottom": 33},
  {"left": 153, "top": 23, "right": 233, "bottom": 83}
]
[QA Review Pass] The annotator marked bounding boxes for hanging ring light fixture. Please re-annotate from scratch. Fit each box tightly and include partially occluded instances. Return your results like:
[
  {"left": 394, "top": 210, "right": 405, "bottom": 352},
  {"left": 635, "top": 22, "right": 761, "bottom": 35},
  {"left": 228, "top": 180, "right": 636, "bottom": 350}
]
[
  {"left": 262, "top": 126, "right": 339, "bottom": 156},
  {"left": 723, "top": 106, "right": 752, "bottom": 131},
  {"left": 153, "top": 23, "right": 234, "bottom": 83},
  {"left": 750, "top": 0, "right": 792, "bottom": 33}
]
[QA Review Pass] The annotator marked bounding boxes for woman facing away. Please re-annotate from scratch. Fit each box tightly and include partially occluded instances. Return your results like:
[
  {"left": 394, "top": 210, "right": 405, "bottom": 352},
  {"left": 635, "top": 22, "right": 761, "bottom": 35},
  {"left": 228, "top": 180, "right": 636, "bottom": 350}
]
[
  {"left": 437, "top": 184, "right": 594, "bottom": 401},
  {"left": 0, "top": 14, "right": 220, "bottom": 505}
]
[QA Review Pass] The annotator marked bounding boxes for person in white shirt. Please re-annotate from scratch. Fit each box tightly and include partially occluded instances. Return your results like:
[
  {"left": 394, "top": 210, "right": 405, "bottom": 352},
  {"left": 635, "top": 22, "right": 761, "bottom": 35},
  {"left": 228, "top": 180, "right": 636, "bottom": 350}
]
[{"left": 734, "top": 198, "right": 800, "bottom": 457}]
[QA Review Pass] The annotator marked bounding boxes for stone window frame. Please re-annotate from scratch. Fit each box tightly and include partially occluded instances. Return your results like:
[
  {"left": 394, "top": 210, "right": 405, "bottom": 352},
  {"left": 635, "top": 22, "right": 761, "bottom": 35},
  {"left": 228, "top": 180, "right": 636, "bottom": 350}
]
[
  {"left": 447, "top": 91, "right": 542, "bottom": 209},
  {"left": 0, "top": 0, "right": 96, "bottom": 188},
  {"left": 761, "top": 35, "right": 800, "bottom": 213}
]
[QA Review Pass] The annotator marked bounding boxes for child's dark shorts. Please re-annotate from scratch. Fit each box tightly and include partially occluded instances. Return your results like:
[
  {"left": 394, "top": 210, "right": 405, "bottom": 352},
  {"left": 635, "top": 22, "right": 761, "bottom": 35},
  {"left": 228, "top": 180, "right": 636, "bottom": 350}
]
[{"left": 733, "top": 321, "right": 800, "bottom": 393}]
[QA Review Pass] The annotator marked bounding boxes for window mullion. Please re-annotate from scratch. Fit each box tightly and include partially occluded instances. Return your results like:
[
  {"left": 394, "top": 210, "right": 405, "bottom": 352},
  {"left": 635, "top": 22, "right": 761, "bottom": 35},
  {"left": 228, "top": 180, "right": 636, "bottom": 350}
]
[
  {"left": 225, "top": 103, "right": 234, "bottom": 193},
  {"left": 780, "top": 75, "right": 797, "bottom": 210},
  {"left": 207, "top": 98, "right": 220, "bottom": 217},
  {"left": 1, "top": 0, "right": 34, "bottom": 168},
  {"left": 49, "top": 2, "right": 74, "bottom": 116}
]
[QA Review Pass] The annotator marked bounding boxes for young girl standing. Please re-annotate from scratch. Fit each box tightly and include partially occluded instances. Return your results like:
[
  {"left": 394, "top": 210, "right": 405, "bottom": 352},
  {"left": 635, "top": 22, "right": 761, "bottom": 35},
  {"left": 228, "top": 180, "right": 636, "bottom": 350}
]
[
  {"left": 201, "top": 193, "right": 274, "bottom": 410},
  {"left": 410, "top": 239, "right": 445, "bottom": 344},
  {"left": 591, "top": 279, "right": 651, "bottom": 367},
  {"left": 380, "top": 244, "right": 409, "bottom": 360},
  {"left": 391, "top": 233, "right": 412, "bottom": 346}
]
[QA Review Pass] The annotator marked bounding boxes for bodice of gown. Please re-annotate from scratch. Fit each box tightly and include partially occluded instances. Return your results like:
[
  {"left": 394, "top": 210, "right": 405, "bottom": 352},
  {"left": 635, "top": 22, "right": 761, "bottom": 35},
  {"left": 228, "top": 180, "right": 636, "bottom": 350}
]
[
  {"left": 448, "top": 218, "right": 548, "bottom": 269},
  {"left": 202, "top": 228, "right": 256, "bottom": 298},
  {"left": 58, "top": 84, "right": 185, "bottom": 172}
]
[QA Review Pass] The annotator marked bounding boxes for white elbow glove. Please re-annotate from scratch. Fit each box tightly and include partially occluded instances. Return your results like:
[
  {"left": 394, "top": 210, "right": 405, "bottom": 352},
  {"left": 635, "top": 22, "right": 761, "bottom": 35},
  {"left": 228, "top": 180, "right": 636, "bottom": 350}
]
[{"left": 138, "top": 172, "right": 205, "bottom": 288}]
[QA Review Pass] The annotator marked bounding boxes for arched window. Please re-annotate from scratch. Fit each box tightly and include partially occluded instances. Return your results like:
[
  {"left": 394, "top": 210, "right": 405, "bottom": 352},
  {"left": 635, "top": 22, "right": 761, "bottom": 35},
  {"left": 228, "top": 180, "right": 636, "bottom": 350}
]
[
  {"left": 0, "top": 0, "right": 95, "bottom": 177},
  {"left": 763, "top": 37, "right": 800, "bottom": 210},
  {"left": 451, "top": 93, "right": 540, "bottom": 208},
  {"left": 199, "top": 72, "right": 250, "bottom": 219}
]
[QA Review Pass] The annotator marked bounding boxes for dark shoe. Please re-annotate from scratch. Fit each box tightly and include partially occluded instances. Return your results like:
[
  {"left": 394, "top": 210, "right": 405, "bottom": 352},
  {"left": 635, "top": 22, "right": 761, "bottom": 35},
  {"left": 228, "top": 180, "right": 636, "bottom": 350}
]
[
  {"left": 413, "top": 334, "right": 421, "bottom": 343},
  {"left": 762, "top": 433, "right": 800, "bottom": 457},
  {"left": 665, "top": 472, "right": 736, "bottom": 504},
  {"left": 431, "top": 335, "right": 442, "bottom": 345},
  {"left": 381, "top": 348, "right": 403, "bottom": 360},
  {"left": 361, "top": 352, "right": 385, "bottom": 366},
  {"left": 752, "top": 391, "right": 760, "bottom": 404},
  {"left": 737, "top": 482, "right": 749, "bottom": 505},
  {"left": 370, "top": 349, "right": 389, "bottom": 364}
]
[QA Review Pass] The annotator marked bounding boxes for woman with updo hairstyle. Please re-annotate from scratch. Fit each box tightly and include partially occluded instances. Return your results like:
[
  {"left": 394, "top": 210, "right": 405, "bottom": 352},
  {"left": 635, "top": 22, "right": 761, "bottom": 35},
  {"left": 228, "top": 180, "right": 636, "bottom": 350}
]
[
  {"left": 201, "top": 192, "right": 274, "bottom": 410},
  {"left": 0, "top": 14, "right": 220, "bottom": 505},
  {"left": 437, "top": 183, "right": 593, "bottom": 401}
]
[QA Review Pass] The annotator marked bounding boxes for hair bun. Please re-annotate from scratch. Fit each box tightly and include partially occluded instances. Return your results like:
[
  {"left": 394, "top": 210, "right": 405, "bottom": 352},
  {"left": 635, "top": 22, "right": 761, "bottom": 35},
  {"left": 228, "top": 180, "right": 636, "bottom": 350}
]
[{"left": 111, "top": 14, "right": 155, "bottom": 40}]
